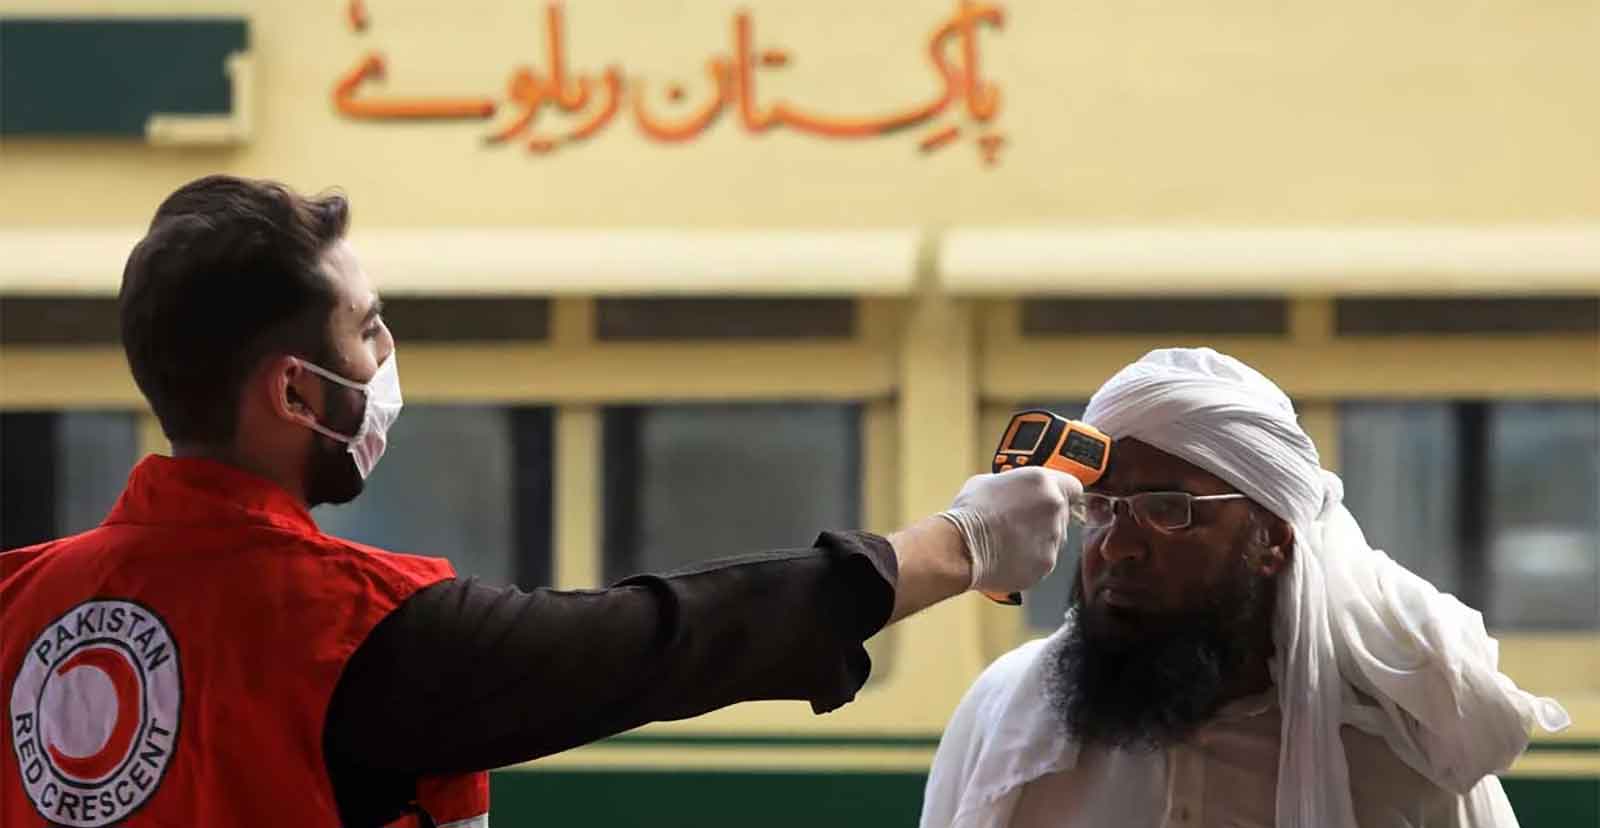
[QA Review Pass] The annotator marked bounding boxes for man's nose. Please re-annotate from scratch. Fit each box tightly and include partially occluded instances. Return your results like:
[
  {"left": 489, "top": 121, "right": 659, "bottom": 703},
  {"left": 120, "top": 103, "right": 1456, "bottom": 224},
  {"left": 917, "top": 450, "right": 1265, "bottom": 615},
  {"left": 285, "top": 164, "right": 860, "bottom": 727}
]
[{"left": 1091, "top": 505, "right": 1148, "bottom": 565}]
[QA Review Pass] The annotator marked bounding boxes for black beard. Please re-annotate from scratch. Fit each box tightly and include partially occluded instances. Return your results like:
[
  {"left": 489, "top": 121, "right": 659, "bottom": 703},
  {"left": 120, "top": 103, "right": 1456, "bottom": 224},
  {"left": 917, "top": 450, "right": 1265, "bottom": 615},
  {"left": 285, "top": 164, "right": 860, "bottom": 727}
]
[
  {"left": 1044, "top": 557, "right": 1271, "bottom": 751},
  {"left": 302, "top": 387, "right": 366, "bottom": 507}
]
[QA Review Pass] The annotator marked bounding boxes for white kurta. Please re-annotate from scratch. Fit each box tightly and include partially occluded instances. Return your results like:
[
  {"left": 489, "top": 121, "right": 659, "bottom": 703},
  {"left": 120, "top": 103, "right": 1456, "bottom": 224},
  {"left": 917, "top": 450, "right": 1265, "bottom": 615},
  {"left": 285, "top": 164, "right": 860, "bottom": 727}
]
[
  {"left": 1010, "top": 691, "right": 1466, "bottom": 828},
  {"left": 920, "top": 631, "right": 1524, "bottom": 828}
]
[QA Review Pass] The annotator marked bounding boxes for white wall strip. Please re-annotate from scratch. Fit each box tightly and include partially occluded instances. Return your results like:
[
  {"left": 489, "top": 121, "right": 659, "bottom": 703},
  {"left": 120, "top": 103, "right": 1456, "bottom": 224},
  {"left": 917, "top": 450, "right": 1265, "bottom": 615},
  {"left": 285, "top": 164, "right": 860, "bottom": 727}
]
[
  {"left": 0, "top": 228, "right": 922, "bottom": 296},
  {"left": 8, "top": 226, "right": 1598, "bottom": 297},
  {"left": 940, "top": 226, "right": 1600, "bottom": 295}
]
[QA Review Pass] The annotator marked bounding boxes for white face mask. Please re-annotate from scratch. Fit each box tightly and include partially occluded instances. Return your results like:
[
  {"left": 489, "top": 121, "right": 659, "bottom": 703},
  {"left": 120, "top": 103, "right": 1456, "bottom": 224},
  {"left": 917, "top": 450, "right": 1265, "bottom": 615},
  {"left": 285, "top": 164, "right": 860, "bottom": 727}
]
[{"left": 298, "top": 352, "right": 403, "bottom": 479}]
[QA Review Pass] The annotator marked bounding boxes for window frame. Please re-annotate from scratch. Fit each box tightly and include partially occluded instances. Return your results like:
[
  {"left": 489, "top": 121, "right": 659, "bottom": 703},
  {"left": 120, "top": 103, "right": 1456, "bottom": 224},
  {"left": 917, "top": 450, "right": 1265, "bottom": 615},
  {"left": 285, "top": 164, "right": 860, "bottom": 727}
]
[{"left": 4, "top": 294, "right": 1595, "bottom": 757}]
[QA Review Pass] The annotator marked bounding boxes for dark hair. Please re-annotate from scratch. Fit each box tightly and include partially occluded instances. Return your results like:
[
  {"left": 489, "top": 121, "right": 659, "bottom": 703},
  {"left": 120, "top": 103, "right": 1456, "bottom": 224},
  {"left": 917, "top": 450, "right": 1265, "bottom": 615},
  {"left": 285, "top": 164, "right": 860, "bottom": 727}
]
[{"left": 120, "top": 175, "right": 350, "bottom": 445}]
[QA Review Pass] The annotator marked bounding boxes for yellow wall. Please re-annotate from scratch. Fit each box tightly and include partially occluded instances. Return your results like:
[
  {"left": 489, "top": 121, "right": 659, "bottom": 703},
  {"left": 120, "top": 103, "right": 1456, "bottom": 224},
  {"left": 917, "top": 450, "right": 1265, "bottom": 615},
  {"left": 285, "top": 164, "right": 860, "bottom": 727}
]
[
  {"left": 2, "top": 0, "right": 1595, "bottom": 776},
  {"left": 3, "top": 0, "right": 1600, "bottom": 228}
]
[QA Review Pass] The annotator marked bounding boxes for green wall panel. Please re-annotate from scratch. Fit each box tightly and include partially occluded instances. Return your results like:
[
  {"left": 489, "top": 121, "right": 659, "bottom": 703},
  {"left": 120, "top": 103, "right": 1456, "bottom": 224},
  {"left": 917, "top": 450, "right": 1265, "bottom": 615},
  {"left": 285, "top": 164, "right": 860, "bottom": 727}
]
[
  {"left": 0, "top": 19, "right": 246, "bottom": 136},
  {"left": 490, "top": 768, "right": 1597, "bottom": 827},
  {"left": 1502, "top": 777, "right": 1600, "bottom": 828},
  {"left": 492, "top": 770, "right": 927, "bottom": 827}
]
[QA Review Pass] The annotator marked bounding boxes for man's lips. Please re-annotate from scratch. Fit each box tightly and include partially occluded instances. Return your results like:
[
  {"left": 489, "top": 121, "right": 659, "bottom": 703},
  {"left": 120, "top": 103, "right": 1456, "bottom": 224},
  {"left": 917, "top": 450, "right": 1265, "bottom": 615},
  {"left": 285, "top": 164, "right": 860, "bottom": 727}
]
[{"left": 1095, "top": 581, "right": 1157, "bottom": 611}]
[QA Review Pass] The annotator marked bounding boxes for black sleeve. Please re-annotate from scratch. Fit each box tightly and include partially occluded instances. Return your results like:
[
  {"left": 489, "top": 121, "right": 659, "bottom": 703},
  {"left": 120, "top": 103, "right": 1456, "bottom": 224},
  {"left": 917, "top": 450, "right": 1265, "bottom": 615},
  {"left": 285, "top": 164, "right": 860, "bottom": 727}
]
[{"left": 323, "top": 530, "right": 897, "bottom": 827}]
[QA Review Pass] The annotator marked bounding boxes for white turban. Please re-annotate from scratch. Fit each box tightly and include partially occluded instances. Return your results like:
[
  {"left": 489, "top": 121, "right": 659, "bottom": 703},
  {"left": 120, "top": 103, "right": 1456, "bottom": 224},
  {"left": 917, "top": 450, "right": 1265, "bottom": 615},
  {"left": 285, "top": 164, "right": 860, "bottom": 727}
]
[{"left": 1081, "top": 347, "right": 1570, "bottom": 828}]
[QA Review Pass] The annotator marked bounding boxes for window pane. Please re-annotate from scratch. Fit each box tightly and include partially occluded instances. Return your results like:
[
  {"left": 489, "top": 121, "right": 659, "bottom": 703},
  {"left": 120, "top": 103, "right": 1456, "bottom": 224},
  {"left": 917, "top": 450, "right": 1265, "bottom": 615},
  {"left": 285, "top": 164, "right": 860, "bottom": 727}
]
[
  {"left": 1336, "top": 297, "right": 1600, "bottom": 335},
  {"left": 1338, "top": 403, "right": 1462, "bottom": 593},
  {"left": 604, "top": 404, "right": 860, "bottom": 579},
  {"left": 1016, "top": 401, "right": 1088, "bottom": 630},
  {"left": 597, "top": 298, "right": 855, "bottom": 341},
  {"left": 1486, "top": 403, "right": 1599, "bottom": 630},
  {"left": 315, "top": 406, "right": 551, "bottom": 588},
  {"left": 1341, "top": 401, "right": 1600, "bottom": 631},
  {"left": 381, "top": 297, "right": 549, "bottom": 342},
  {"left": 1022, "top": 298, "right": 1287, "bottom": 336},
  {"left": 56, "top": 411, "right": 140, "bottom": 535},
  {"left": 0, "top": 297, "right": 121, "bottom": 345},
  {"left": 1, "top": 410, "right": 139, "bottom": 549}
]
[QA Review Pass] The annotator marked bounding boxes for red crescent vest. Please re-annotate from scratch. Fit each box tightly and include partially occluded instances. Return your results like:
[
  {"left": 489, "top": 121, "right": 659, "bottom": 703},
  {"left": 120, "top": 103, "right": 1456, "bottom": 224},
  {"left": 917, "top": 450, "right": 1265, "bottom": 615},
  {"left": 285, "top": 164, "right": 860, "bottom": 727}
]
[{"left": 2, "top": 456, "right": 489, "bottom": 828}]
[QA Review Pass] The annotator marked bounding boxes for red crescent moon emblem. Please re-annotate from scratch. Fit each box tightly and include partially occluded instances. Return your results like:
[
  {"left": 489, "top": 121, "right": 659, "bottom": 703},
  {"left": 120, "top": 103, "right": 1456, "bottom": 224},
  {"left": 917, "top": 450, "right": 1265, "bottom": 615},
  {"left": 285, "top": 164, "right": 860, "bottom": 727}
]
[{"left": 46, "top": 647, "right": 141, "bottom": 782}]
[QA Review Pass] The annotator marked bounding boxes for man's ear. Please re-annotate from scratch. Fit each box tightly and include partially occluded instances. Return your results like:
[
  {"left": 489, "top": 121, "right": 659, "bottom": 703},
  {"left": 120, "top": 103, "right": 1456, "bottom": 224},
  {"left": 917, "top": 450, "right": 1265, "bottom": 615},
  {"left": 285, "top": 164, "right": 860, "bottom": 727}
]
[
  {"left": 1251, "top": 510, "right": 1294, "bottom": 578},
  {"left": 263, "top": 355, "right": 318, "bottom": 427}
]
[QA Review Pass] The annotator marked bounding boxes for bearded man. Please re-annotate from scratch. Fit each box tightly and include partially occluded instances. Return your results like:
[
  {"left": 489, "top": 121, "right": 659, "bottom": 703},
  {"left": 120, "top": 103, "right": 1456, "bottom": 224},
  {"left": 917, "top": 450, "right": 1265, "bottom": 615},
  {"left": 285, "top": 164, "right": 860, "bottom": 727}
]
[{"left": 920, "top": 347, "right": 1571, "bottom": 828}]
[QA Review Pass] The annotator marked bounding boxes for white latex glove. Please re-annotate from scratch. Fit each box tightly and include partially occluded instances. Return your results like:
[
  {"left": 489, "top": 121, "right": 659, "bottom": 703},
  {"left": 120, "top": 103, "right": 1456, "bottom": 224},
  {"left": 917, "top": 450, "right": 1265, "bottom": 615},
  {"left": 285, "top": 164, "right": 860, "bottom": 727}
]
[{"left": 936, "top": 467, "right": 1082, "bottom": 594}]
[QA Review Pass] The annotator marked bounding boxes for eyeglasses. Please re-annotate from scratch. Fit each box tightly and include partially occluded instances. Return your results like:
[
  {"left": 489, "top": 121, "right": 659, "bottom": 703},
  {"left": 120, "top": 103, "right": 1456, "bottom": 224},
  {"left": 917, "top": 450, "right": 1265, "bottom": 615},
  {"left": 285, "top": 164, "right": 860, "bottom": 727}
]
[{"left": 1081, "top": 491, "right": 1249, "bottom": 532}]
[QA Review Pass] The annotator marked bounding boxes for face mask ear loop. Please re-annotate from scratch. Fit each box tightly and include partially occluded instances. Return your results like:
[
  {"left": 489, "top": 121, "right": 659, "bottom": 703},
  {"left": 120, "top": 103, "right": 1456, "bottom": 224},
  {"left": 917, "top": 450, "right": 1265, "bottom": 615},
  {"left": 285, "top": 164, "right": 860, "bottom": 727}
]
[
  {"left": 298, "top": 359, "right": 369, "bottom": 392},
  {"left": 305, "top": 419, "right": 357, "bottom": 444},
  {"left": 295, "top": 359, "right": 367, "bottom": 443}
]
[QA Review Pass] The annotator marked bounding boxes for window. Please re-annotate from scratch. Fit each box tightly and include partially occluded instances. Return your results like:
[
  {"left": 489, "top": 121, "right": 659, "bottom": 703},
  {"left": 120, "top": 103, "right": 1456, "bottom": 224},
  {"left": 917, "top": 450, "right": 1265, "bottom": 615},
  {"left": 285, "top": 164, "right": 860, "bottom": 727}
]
[
  {"left": 1021, "top": 298, "right": 1287, "bottom": 336},
  {"left": 1, "top": 410, "right": 140, "bottom": 548},
  {"left": 1338, "top": 404, "right": 1463, "bottom": 591},
  {"left": 0, "top": 297, "right": 121, "bottom": 345},
  {"left": 381, "top": 298, "right": 549, "bottom": 342},
  {"left": 316, "top": 406, "right": 552, "bottom": 588},
  {"left": 596, "top": 298, "right": 855, "bottom": 341},
  {"left": 1484, "top": 403, "right": 1599, "bottom": 630},
  {"left": 1341, "top": 401, "right": 1599, "bottom": 630},
  {"left": 602, "top": 403, "right": 861, "bottom": 580},
  {"left": 1335, "top": 297, "right": 1600, "bottom": 335}
]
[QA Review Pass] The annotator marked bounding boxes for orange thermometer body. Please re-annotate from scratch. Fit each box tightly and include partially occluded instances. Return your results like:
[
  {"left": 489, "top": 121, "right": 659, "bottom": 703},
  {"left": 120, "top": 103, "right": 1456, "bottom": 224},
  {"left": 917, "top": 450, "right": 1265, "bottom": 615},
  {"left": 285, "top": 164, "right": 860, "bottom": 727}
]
[{"left": 983, "top": 410, "right": 1112, "bottom": 605}]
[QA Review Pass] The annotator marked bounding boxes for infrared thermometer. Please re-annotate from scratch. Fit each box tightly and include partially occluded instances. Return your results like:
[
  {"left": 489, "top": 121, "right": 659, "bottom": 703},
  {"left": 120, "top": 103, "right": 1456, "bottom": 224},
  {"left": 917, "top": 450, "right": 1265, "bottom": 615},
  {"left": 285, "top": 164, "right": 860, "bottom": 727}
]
[{"left": 982, "top": 410, "right": 1112, "bottom": 606}]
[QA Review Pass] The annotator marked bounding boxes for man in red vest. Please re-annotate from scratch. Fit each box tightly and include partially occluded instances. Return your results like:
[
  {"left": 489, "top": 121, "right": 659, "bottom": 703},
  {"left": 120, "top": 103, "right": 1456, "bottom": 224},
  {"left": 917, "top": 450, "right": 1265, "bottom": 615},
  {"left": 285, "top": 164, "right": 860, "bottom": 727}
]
[{"left": 2, "top": 175, "right": 1078, "bottom": 828}]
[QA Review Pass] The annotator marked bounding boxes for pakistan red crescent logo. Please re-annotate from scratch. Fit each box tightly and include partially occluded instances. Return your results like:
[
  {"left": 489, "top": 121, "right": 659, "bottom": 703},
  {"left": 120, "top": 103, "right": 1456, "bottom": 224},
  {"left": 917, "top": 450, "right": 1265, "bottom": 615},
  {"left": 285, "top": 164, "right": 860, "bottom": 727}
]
[{"left": 10, "top": 599, "right": 182, "bottom": 827}]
